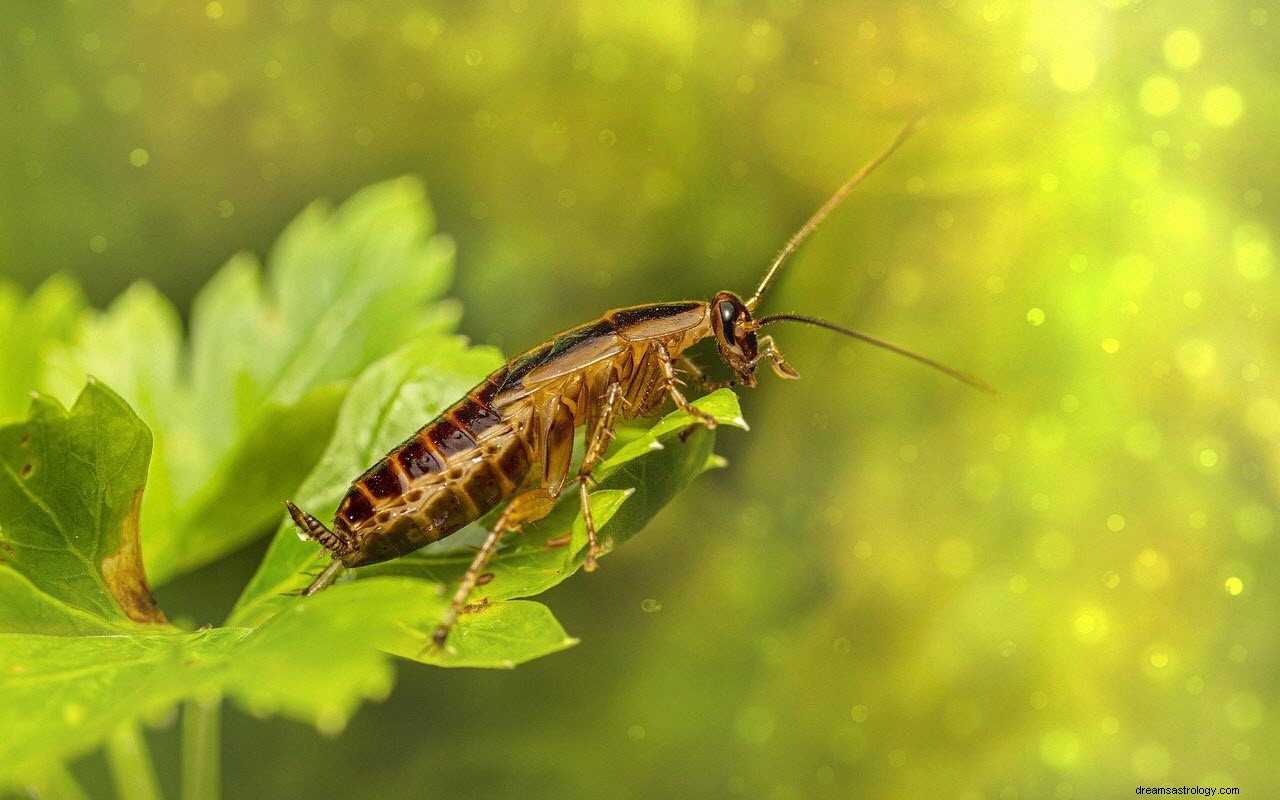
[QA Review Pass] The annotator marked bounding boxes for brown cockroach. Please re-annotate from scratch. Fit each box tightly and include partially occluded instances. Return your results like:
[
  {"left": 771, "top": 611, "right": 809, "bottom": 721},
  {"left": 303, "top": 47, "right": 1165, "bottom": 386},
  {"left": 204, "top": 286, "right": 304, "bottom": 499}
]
[{"left": 286, "top": 118, "right": 993, "bottom": 647}]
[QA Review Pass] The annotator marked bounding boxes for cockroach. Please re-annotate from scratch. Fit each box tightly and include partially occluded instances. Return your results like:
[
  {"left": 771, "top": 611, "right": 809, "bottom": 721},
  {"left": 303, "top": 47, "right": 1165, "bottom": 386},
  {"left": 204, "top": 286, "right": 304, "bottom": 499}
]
[{"left": 286, "top": 118, "right": 993, "bottom": 647}]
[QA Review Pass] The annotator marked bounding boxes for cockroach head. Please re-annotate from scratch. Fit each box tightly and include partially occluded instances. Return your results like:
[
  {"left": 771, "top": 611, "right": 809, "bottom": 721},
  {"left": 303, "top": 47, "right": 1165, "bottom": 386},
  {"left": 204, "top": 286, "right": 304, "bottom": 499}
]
[{"left": 709, "top": 291, "right": 759, "bottom": 387}]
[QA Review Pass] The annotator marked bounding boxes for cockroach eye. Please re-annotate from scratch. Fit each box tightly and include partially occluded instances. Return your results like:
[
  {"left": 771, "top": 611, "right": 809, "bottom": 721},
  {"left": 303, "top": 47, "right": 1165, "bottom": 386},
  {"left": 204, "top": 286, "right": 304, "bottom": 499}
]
[{"left": 718, "top": 300, "right": 740, "bottom": 345}]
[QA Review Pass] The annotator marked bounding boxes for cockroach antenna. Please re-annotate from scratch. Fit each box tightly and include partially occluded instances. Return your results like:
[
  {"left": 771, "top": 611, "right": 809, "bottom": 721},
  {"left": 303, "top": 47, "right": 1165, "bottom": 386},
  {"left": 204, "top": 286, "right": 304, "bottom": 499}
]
[{"left": 746, "top": 114, "right": 926, "bottom": 313}]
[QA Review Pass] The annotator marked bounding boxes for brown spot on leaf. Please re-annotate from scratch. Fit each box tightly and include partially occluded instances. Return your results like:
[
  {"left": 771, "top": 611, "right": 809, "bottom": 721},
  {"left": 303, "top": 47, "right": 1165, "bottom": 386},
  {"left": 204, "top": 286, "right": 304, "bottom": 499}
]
[
  {"left": 100, "top": 488, "right": 168, "bottom": 625},
  {"left": 18, "top": 433, "right": 29, "bottom": 446},
  {"left": 476, "top": 572, "right": 495, "bottom": 586},
  {"left": 20, "top": 464, "right": 32, "bottom": 477}
]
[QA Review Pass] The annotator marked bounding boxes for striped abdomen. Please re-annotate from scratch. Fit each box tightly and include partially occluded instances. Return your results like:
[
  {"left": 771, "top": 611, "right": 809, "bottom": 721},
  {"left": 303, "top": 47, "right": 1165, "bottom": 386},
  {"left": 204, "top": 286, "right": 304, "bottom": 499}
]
[{"left": 331, "top": 373, "right": 532, "bottom": 567}]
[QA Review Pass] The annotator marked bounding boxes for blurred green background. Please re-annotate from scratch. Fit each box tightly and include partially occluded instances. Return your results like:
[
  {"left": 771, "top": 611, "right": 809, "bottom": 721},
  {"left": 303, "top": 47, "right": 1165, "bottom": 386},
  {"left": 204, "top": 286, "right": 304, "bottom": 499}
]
[{"left": 3, "top": 0, "right": 1277, "bottom": 797}]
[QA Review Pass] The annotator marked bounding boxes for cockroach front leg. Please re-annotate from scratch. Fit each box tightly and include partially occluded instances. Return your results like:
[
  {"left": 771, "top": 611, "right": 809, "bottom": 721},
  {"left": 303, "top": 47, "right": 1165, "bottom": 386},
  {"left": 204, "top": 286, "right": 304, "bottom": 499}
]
[
  {"left": 577, "top": 380, "right": 624, "bottom": 572},
  {"left": 431, "top": 487, "right": 558, "bottom": 650},
  {"left": 675, "top": 355, "right": 733, "bottom": 392},
  {"left": 752, "top": 334, "right": 801, "bottom": 380},
  {"left": 656, "top": 342, "right": 717, "bottom": 429}
]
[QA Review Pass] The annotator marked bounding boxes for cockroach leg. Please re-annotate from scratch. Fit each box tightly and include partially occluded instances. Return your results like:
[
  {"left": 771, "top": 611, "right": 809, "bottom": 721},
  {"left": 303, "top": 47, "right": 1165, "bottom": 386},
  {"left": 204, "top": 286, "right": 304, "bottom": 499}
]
[
  {"left": 303, "top": 559, "right": 345, "bottom": 596},
  {"left": 430, "top": 487, "right": 558, "bottom": 651},
  {"left": 576, "top": 380, "right": 623, "bottom": 572},
  {"left": 752, "top": 334, "right": 801, "bottom": 380},
  {"left": 676, "top": 355, "right": 734, "bottom": 392},
  {"left": 544, "top": 532, "right": 573, "bottom": 549},
  {"left": 657, "top": 343, "right": 717, "bottom": 429}
]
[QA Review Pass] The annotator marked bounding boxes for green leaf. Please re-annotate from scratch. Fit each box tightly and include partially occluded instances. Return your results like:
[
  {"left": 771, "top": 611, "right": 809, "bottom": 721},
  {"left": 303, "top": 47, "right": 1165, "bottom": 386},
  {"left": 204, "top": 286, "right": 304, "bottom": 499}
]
[
  {"left": 0, "top": 577, "right": 444, "bottom": 785},
  {"left": 0, "top": 381, "right": 166, "bottom": 633},
  {"left": 0, "top": 275, "right": 85, "bottom": 421},
  {"left": 392, "top": 600, "right": 579, "bottom": 669},
  {"left": 39, "top": 178, "right": 458, "bottom": 584}
]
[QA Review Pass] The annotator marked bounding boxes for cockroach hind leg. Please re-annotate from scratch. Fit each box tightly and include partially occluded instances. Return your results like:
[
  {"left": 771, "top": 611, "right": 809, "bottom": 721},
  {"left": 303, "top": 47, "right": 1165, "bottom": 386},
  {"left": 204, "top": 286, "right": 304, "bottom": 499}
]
[{"left": 303, "top": 559, "right": 345, "bottom": 596}]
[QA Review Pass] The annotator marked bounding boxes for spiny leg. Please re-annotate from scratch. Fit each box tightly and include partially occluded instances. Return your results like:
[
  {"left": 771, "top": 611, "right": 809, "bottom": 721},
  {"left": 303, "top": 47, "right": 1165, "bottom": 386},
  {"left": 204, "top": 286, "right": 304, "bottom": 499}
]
[
  {"left": 432, "top": 487, "right": 558, "bottom": 649},
  {"left": 577, "top": 380, "right": 624, "bottom": 573},
  {"left": 304, "top": 559, "right": 345, "bottom": 596},
  {"left": 676, "top": 355, "right": 734, "bottom": 392},
  {"left": 751, "top": 334, "right": 801, "bottom": 380},
  {"left": 656, "top": 342, "right": 717, "bottom": 428}
]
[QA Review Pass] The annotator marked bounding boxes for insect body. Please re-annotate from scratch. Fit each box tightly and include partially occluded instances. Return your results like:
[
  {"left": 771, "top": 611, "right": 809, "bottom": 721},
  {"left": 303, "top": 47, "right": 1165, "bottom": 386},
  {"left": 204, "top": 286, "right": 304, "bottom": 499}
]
[{"left": 286, "top": 118, "right": 993, "bottom": 647}]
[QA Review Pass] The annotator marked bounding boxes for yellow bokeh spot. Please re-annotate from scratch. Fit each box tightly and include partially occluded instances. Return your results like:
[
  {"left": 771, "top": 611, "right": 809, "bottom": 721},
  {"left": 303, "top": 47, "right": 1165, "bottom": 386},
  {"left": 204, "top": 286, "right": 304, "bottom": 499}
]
[
  {"left": 1234, "top": 224, "right": 1273, "bottom": 280},
  {"left": 1182, "top": 290, "right": 1202, "bottom": 309},
  {"left": 89, "top": 235, "right": 108, "bottom": 253},
  {"left": 1073, "top": 607, "right": 1108, "bottom": 643},
  {"left": 1139, "top": 75, "right": 1180, "bottom": 116},
  {"left": 129, "top": 148, "right": 149, "bottom": 167},
  {"left": 1106, "top": 514, "right": 1125, "bottom": 532},
  {"left": 1175, "top": 338, "right": 1217, "bottom": 378},
  {"left": 1163, "top": 30, "right": 1202, "bottom": 70},
  {"left": 1199, "top": 448, "right": 1218, "bottom": 468},
  {"left": 192, "top": 70, "right": 230, "bottom": 107},
  {"left": 1050, "top": 49, "right": 1097, "bottom": 93},
  {"left": 1235, "top": 504, "right": 1274, "bottom": 542},
  {"left": 1040, "top": 729, "right": 1081, "bottom": 769},
  {"left": 1027, "top": 307, "right": 1045, "bottom": 326},
  {"left": 1224, "top": 576, "right": 1244, "bottom": 596},
  {"left": 1132, "top": 742, "right": 1171, "bottom": 780},
  {"left": 1133, "top": 549, "right": 1170, "bottom": 589},
  {"left": 1149, "top": 650, "right": 1169, "bottom": 668},
  {"left": 1101, "top": 338, "right": 1120, "bottom": 354},
  {"left": 205, "top": 1, "right": 224, "bottom": 20},
  {"left": 1202, "top": 86, "right": 1244, "bottom": 127},
  {"left": 1226, "top": 692, "right": 1262, "bottom": 730},
  {"left": 1009, "top": 574, "right": 1029, "bottom": 594}
]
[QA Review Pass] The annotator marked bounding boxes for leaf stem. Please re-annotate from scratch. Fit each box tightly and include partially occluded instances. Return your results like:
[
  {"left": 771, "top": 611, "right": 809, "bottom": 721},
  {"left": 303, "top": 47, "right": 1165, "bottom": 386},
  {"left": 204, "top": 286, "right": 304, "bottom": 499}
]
[
  {"left": 106, "top": 723, "right": 164, "bottom": 800},
  {"left": 181, "top": 694, "right": 221, "bottom": 800}
]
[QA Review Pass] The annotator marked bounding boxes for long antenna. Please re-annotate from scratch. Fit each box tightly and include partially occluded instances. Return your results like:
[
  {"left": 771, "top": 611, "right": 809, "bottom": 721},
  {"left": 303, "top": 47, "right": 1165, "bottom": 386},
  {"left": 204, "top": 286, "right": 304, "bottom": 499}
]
[
  {"left": 754, "top": 313, "right": 997, "bottom": 395},
  {"left": 746, "top": 115, "right": 925, "bottom": 312}
]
